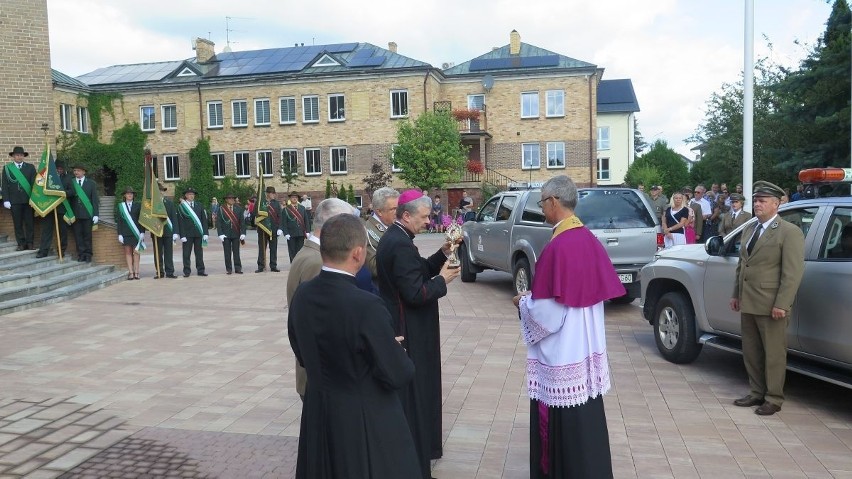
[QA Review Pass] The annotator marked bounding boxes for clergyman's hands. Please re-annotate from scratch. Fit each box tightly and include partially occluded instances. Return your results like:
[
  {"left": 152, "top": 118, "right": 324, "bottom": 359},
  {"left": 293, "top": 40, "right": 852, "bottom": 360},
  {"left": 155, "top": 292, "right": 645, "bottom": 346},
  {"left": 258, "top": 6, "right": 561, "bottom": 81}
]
[{"left": 439, "top": 261, "right": 460, "bottom": 284}]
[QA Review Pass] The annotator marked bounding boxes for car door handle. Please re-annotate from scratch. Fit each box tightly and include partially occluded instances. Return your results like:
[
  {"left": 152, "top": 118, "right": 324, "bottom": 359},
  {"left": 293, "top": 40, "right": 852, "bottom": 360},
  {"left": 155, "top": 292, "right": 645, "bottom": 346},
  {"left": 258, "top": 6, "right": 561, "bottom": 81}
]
[
  {"left": 606, "top": 238, "right": 618, "bottom": 244},
  {"left": 502, "top": 229, "right": 509, "bottom": 235}
]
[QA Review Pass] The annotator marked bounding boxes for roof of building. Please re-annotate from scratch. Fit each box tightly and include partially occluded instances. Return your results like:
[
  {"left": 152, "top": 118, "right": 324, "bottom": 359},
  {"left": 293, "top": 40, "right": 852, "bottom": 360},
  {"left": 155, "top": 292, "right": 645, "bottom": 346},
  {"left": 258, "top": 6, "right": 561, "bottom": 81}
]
[
  {"left": 442, "top": 42, "right": 596, "bottom": 76},
  {"left": 76, "top": 42, "right": 431, "bottom": 86},
  {"left": 52, "top": 69, "right": 88, "bottom": 90},
  {"left": 597, "top": 79, "right": 640, "bottom": 113}
]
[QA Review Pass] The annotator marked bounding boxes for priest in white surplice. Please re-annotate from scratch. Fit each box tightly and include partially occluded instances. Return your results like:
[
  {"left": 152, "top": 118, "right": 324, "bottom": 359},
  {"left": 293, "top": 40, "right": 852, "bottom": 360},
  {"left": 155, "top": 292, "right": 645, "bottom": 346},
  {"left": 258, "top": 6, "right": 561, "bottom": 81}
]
[{"left": 514, "top": 175, "right": 625, "bottom": 479}]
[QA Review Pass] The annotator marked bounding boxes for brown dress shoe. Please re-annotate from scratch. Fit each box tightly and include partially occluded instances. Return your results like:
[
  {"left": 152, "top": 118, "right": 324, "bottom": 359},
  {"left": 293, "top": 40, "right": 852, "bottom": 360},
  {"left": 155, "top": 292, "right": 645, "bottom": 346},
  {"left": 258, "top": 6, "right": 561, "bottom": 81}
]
[
  {"left": 733, "top": 395, "right": 764, "bottom": 407},
  {"left": 755, "top": 402, "right": 781, "bottom": 416}
]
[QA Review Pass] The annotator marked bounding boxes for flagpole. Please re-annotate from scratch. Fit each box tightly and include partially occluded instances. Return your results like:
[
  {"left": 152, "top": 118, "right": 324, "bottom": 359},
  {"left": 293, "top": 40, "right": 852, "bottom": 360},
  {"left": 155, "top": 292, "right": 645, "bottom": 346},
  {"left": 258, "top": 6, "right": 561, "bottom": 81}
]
[
  {"left": 53, "top": 209, "right": 63, "bottom": 262},
  {"left": 153, "top": 236, "right": 161, "bottom": 278}
]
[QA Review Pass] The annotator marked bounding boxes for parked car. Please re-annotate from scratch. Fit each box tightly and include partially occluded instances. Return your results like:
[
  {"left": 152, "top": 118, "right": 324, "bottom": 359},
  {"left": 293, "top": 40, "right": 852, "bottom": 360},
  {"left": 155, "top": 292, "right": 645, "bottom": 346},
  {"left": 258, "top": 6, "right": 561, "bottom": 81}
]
[
  {"left": 640, "top": 177, "right": 852, "bottom": 388},
  {"left": 460, "top": 186, "right": 662, "bottom": 302}
]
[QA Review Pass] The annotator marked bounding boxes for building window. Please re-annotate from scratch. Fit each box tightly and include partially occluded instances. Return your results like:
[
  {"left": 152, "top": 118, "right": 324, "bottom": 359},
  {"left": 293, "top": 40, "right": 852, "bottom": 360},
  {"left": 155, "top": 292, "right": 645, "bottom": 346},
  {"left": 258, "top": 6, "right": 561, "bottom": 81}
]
[
  {"left": 304, "top": 148, "right": 322, "bottom": 175},
  {"left": 597, "top": 157, "right": 610, "bottom": 181},
  {"left": 163, "top": 154, "right": 180, "bottom": 180},
  {"left": 254, "top": 98, "right": 271, "bottom": 126},
  {"left": 328, "top": 94, "right": 345, "bottom": 122},
  {"left": 161, "top": 104, "right": 177, "bottom": 131},
  {"left": 302, "top": 96, "right": 319, "bottom": 123},
  {"left": 281, "top": 149, "right": 298, "bottom": 175},
  {"left": 76, "top": 106, "right": 89, "bottom": 133},
  {"left": 522, "top": 143, "right": 540, "bottom": 169},
  {"left": 140, "top": 106, "right": 156, "bottom": 131},
  {"left": 546, "top": 142, "right": 565, "bottom": 168},
  {"left": 60, "top": 104, "right": 73, "bottom": 132},
  {"left": 234, "top": 151, "right": 251, "bottom": 178},
  {"left": 232, "top": 100, "right": 248, "bottom": 127},
  {"left": 390, "top": 144, "right": 402, "bottom": 172},
  {"left": 521, "top": 92, "right": 539, "bottom": 118},
  {"left": 256, "top": 150, "right": 273, "bottom": 177},
  {"left": 597, "top": 126, "right": 611, "bottom": 150},
  {"left": 212, "top": 153, "right": 226, "bottom": 178},
  {"left": 546, "top": 90, "right": 564, "bottom": 117},
  {"left": 207, "top": 101, "right": 223, "bottom": 128},
  {"left": 391, "top": 90, "right": 408, "bottom": 118},
  {"left": 279, "top": 97, "right": 296, "bottom": 124},
  {"left": 353, "top": 195, "right": 363, "bottom": 208},
  {"left": 330, "top": 147, "right": 347, "bottom": 174}
]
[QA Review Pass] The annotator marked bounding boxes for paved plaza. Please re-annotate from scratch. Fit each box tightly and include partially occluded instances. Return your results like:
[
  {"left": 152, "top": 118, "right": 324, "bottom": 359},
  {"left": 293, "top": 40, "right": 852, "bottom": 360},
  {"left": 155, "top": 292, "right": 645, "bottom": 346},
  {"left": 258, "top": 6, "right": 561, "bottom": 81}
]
[{"left": 0, "top": 233, "right": 850, "bottom": 478}]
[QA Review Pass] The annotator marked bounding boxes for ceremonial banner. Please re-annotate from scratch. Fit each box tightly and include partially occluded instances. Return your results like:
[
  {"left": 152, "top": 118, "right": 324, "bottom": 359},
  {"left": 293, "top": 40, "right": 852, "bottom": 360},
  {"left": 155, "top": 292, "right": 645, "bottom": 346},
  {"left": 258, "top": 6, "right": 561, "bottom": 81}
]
[
  {"left": 29, "top": 143, "right": 66, "bottom": 217},
  {"left": 139, "top": 154, "right": 167, "bottom": 237},
  {"left": 254, "top": 164, "right": 271, "bottom": 237}
]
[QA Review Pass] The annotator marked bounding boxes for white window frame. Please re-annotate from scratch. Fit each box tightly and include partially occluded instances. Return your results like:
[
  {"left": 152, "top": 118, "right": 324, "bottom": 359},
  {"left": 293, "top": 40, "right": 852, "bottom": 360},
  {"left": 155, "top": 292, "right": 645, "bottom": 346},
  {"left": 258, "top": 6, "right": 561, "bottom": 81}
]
[
  {"left": 302, "top": 95, "right": 319, "bottom": 123},
  {"left": 597, "top": 126, "right": 611, "bottom": 150},
  {"left": 330, "top": 147, "right": 348, "bottom": 174},
  {"left": 231, "top": 100, "right": 248, "bottom": 127},
  {"left": 60, "top": 104, "right": 73, "bottom": 132},
  {"left": 163, "top": 154, "right": 180, "bottom": 180},
  {"left": 546, "top": 142, "right": 565, "bottom": 168},
  {"left": 390, "top": 144, "right": 402, "bottom": 172},
  {"left": 281, "top": 149, "right": 298, "bottom": 176},
  {"left": 76, "top": 106, "right": 89, "bottom": 134},
  {"left": 234, "top": 151, "right": 251, "bottom": 178},
  {"left": 279, "top": 97, "right": 296, "bottom": 124},
  {"left": 256, "top": 150, "right": 273, "bottom": 177},
  {"left": 140, "top": 105, "right": 156, "bottom": 131},
  {"left": 353, "top": 195, "right": 363, "bottom": 208},
  {"left": 522, "top": 143, "right": 541, "bottom": 170},
  {"left": 212, "top": 153, "right": 226, "bottom": 179},
  {"left": 207, "top": 101, "right": 223, "bottom": 129},
  {"left": 545, "top": 90, "right": 564, "bottom": 117},
  {"left": 161, "top": 104, "right": 177, "bottom": 131},
  {"left": 304, "top": 148, "right": 322, "bottom": 176},
  {"left": 597, "top": 157, "right": 611, "bottom": 181},
  {"left": 390, "top": 90, "right": 408, "bottom": 118},
  {"left": 313, "top": 54, "right": 340, "bottom": 67},
  {"left": 254, "top": 98, "right": 271, "bottom": 126},
  {"left": 328, "top": 93, "right": 345, "bottom": 122},
  {"left": 521, "top": 92, "right": 539, "bottom": 119}
]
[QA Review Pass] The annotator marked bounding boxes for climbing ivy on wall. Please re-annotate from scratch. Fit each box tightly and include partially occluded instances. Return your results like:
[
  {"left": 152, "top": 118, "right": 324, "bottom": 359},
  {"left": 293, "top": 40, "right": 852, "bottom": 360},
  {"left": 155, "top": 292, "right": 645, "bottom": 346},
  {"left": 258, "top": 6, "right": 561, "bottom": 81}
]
[{"left": 81, "top": 92, "right": 123, "bottom": 138}]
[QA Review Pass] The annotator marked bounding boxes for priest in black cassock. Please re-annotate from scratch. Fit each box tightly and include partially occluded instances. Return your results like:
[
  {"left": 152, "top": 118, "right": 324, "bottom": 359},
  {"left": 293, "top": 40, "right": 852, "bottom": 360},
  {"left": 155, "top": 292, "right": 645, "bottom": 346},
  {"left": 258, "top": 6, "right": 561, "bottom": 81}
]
[
  {"left": 288, "top": 213, "right": 421, "bottom": 479},
  {"left": 375, "top": 190, "right": 460, "bottom": 479}
]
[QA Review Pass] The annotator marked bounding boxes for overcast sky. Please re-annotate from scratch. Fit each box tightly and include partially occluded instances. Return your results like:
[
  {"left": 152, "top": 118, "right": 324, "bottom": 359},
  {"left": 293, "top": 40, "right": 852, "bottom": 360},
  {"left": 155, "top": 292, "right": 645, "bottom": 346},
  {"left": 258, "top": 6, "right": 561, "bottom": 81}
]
[{"left": 47, "top": 0, "right": 833, "bottom": 158}]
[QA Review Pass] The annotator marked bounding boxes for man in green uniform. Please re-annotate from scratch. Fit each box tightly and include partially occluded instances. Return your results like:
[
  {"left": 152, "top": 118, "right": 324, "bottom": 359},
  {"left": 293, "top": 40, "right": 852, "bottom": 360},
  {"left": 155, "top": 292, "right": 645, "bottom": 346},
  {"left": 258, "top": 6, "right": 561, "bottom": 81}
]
[
  {"left": 217, "top": 193, "right": 246, "bottom": 275},
  {"left": 36, "top": 160, "right": 72, "bottom": 258},
  {"left": 3, "top": 146, "right": 37, "bottom": 250},
  {"left": 256, "top": 186, "right": 283, "bottom": 273},
  {"left": 177, "top": 187, "right": 208, "bottom": 277},
  {"left": 649, "top": 185, "right": 668, "bottom": 219},
  {"left": 154, "top": 182, "right": 179, "bottom": 279},
  {"left": 364, "top": 187, "right": 399, "bottom": 280},
  {"left": 68, "top": 164, "right": 99, "bottom": 262},
  {"left": 730, "top": 181, "right": 805, "bottom": 416},
  {"left": 283, "top": 191, "right": 310, "bottom": 262}
]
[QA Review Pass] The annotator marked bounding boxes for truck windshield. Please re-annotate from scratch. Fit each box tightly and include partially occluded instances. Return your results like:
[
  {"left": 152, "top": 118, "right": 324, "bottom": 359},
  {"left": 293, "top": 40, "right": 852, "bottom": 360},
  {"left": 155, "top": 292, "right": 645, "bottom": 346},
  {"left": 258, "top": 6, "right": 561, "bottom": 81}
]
[{"left": 576, "top": 190, "right": 656, "bottom": 229}]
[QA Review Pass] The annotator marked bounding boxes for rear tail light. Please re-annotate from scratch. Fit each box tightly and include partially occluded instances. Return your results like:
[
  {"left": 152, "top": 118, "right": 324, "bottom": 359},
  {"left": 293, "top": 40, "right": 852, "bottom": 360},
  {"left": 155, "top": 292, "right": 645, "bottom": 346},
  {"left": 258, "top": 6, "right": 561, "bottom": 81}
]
[{"left": 656, "top": 233, "right": 665, "bottom": 251}]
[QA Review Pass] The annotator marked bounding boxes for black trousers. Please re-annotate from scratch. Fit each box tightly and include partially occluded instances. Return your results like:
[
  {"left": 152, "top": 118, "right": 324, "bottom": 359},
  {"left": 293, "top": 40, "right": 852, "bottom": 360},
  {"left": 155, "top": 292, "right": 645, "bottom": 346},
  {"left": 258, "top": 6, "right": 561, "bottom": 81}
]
[
  {"left": 38, "top": 212, "right": 68, "bottom": 254},
  {"left": 182, "top": 237, "right": 205, "bottom": 275},
  {"left": 72, "top": 219, "right": 93, "bottom": 259},
  {"left": 287, "top": 235, "right": 305, "bottom": 261},
  {"left": 223, "top": 237, "right": 242, "bottom": 272},
  {"left": 154, "top": 235, "right": 175, "bottom": 276},
  {"left": 11, "top": 203, "right": 34, "bottom": 247},
  {"left": 257, "top": 232, "right": 277, "bottom": 270}
]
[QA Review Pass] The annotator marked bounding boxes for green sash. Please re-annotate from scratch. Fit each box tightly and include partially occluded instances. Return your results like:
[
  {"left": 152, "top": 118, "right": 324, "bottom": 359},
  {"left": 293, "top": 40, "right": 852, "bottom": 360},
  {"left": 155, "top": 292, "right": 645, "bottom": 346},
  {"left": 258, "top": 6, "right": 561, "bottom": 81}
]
[
  {"left": 179, "top": 200, "right": 207, "bottom": 247},
  {"left": 119, "top": 202, "right": 146, "bottom": 252},
  {"left": 72, "top": 180, "right": 94, "bottom": 217},
  {"left": 6, "top": 164, "right": 32, "bottom": 196}
]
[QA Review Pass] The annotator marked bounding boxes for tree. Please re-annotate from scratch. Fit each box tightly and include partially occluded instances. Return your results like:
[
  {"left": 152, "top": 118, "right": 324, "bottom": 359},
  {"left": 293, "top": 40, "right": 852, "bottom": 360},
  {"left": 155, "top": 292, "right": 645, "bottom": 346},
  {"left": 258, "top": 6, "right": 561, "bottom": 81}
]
[
  {"left": 393, "top": 111, "right": 468, "bottom": 190},
  {"left": 280, "top": 162, "right": 305, "bottom": 194},
  {"left": 214, "top": 175, "right": 257, "bottom": 205},
  {"left": 363, "top": 161, "right": 393, "bottom": 199},
  {"left": 347, "top": 184, "right": 355, "bottom": 205},
  {"left": 633, "top": 117, "right": 648, "bottom": 155},
  {"left": 325, "top": 179, "right": 332, "bottom": 199},
  {"left": 624, "top": 140, "right": 689, "bottom": 195},
  {"left": 175, "top": 138, "right": 216, "bottom": 208}
]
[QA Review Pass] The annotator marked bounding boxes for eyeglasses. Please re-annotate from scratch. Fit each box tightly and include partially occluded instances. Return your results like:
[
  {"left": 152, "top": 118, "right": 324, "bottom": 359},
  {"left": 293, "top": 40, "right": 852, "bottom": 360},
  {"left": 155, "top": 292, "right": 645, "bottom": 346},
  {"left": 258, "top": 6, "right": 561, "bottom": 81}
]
[{"left": 536, "top": 196, "right": 559, "bottom": 208}]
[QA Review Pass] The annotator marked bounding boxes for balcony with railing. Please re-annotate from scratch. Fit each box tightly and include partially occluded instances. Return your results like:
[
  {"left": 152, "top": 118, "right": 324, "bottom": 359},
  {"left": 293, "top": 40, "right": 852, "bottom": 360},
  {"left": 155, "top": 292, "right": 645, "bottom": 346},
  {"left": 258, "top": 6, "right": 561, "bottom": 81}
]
[{"left": 452, "top": 107, "right": 489, "bottom": 137}]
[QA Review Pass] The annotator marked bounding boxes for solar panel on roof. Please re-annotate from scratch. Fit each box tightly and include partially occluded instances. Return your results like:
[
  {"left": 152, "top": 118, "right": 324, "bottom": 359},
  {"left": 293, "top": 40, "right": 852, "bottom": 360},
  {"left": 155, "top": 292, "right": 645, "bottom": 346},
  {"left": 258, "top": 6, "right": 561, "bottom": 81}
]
[
  {"left": 348, "top": 56, "right": 385, "bottom": 67},
  {"left": 326, "top": 43, "right": 358, "bottom": 53},
  {"left": 469, "top": 58, "right": 513, "bottom": 71},
  {"left": 519, "top": 55, "right": 559, "bottom": 68}
]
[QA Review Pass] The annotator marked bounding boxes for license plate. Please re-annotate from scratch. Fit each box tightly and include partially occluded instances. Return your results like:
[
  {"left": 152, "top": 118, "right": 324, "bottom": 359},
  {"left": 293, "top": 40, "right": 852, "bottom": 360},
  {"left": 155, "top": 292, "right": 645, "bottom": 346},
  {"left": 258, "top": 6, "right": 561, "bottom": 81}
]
[{"left": 618, "top": 273, "right": 633, "bottom": 283}]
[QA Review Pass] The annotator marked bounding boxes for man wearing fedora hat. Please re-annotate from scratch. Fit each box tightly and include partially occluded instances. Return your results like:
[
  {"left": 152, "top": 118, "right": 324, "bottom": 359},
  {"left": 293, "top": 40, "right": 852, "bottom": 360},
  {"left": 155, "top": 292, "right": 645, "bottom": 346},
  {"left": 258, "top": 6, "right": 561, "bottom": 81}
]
[
  {"left": 177, "top": 186, "right": 208, "bottom": 276},
  {"left": 217, "top": 193, "right": 246, "bottom": 275},
  {"left": 3, "top": 146, "right": 37, "bottom": 250},
  {"left": 256, "top": 186, "right": 283, "bottom": 273},
  {"left": 36, "top": 160, "right": 73, "bottom": 258},
  {"left": 718, "top": 193, "right": 752, "bottom": 237},
  {"left": 730, "top": 180, "right": 804, "bottom": 416},
  {"left": 283, "top": 191, "right": 310, "bottom": 261},
  {"left": 68, "top": 163, "right": 99, "bottom": 262},
  {"left": 153, "top": 181, "right": 179, "bottom": 278}
]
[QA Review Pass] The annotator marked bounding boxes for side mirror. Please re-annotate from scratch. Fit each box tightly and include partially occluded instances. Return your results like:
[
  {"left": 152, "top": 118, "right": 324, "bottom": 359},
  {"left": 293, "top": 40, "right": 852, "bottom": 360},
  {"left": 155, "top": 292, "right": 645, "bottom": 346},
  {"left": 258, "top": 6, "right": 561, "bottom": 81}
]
[{"left": 705, "top": 235, "right": 724, "bottom": 256}]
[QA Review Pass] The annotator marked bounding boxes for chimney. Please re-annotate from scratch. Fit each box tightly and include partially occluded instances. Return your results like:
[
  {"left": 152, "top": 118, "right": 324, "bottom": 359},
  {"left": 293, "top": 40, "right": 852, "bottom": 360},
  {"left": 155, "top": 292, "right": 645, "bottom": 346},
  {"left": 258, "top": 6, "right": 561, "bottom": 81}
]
[
  {"left": 510, "top": 30, "right": 520, "bottom": 55},
  {"left": 194, "top": 37, "right": 215, "bottom": 63},
  {"left": 388, "top": 41, "right": 398, "bottom": 53}
]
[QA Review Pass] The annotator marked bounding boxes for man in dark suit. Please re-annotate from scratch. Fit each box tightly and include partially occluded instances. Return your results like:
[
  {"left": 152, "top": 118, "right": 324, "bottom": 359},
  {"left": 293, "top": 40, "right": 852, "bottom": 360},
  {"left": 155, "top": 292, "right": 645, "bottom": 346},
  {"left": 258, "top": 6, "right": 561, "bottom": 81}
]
[
  {"left": 154, "top": 182, "right": 179, "bottom": 279},
  {"left": 68, "top": 164, "right": 99, "bottom": 262},
  {"left": 256, "top": 186, "right": 283, "bottom": 273},
  {"left": 36, "top": 160, "right": 72, "bottom": 258},
  {"left": 2, "top": 146, "right": 37, "bottom": 250},
  {"left": 730, "top": 181, "right": 805, "bottom": 416},
  {"left": 283, "top": 191, "right": 310, "bottom": 261},
  {"left": 288, "top": 213, "right": 420, "bottom": 479},
  {"left": 177, "top": 187, "right": 208, "bottom": 277},
  {"left": 216, "top": 193, "right": 246, "bottom": 275},
  {"left": 718, "top": 193, "right": 752, "bottom": 237}
]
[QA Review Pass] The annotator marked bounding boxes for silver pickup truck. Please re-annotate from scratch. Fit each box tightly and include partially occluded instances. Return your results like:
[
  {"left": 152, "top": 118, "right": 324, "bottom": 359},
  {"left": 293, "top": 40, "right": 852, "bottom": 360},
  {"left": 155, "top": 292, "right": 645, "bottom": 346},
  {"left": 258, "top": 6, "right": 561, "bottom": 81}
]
[{"left": 460, "top": 187, "right": 662, "bottom": 302}]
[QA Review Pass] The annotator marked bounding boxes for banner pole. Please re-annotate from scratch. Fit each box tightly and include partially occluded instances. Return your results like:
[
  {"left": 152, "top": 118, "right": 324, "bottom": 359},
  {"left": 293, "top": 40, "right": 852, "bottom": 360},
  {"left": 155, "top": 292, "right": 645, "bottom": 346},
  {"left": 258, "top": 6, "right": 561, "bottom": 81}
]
[
  {"left": 153, "top": 235, "right": 161, "bottom": 278},
  {"left": 54, "top": 209, "right": 63, "bottom": 262}
]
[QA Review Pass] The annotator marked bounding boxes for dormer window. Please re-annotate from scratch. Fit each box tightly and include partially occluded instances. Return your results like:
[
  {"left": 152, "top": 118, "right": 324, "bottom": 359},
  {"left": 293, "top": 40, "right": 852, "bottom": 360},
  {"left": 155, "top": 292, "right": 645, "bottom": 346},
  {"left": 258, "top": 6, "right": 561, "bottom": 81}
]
[
  {"left": 177, "top": 67, "right": 197, "bottom": 77},
  {"left": 312, "top": 54, "right": 340, "bottom": 67}
]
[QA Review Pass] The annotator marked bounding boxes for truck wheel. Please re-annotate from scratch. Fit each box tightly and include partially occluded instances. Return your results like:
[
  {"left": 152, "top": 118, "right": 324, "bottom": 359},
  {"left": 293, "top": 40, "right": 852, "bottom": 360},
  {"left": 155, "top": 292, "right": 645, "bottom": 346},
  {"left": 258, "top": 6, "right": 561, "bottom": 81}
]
[
  {"left": 653, "top": 291, "right": 702, "bottom": 364},
  {"left": 460, "top": 243, "right": 476, "bottom": 283},
  {"left": 513, "top": 257, "right": 531, "bottom": 296}
]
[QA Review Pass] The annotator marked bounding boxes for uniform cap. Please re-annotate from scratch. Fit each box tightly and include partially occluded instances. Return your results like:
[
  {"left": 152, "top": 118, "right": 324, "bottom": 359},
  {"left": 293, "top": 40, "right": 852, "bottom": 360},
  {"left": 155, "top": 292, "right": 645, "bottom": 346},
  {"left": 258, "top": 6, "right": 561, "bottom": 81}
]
[{"left": 752, "top": 181, "right": 784, "bottom": 199}]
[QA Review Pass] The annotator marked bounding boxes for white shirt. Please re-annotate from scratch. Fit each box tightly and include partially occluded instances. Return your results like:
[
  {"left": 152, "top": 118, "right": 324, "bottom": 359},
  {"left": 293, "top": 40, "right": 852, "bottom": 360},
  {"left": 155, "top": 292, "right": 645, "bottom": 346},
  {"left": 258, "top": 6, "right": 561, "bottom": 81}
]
[{"left": 321, "top": 265, "right": 354, "bottom": 277}]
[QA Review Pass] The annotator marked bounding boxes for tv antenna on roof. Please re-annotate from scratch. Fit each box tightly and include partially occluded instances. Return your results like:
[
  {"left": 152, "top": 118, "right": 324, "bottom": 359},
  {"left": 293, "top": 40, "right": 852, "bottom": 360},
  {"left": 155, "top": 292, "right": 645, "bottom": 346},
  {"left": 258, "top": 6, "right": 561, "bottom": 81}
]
[{"left": 225, "top": 16, "right": 252, "bottom": 51}]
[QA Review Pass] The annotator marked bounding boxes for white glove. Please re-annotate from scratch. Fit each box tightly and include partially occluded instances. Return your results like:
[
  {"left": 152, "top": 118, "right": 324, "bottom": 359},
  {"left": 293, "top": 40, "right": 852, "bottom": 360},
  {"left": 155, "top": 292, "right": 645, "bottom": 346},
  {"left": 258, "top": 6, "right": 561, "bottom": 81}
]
[
  {"left": 181, "top": 237, "right": 187, "bottom": 243},
  {"left": 219, "top": 235, "right": 226, "bottom": 242},
  {"left": 239, "top": 234, "right": 245, "bottom": 241},
  {"left": 202, "top": 235, "right": 208, "bottom": 242},
  {"left": 3, "top": 201, "right": 10, "bottom": 209},
  {"left": 118, "top": 235, "right": 124, "bottom": 244},
  {"left": 92, "top": 216, "right": 99, "bottom": 224},
  {"left": 285, "top": 234, "right": 291, "bottom": 241},
  {"left": 276, "top": 229, "right": 283, "bottom": 237},
  {"left": 172, "top": 234, "right": 179, "bottom": 242}
]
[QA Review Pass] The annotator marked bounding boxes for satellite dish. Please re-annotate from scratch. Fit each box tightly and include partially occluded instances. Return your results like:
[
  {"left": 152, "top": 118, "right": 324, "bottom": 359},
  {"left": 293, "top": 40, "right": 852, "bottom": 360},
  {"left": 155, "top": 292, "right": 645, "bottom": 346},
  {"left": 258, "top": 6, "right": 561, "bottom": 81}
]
[{"left": 482, "top": 74, "right": 494, "bottom": 92}]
